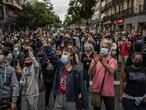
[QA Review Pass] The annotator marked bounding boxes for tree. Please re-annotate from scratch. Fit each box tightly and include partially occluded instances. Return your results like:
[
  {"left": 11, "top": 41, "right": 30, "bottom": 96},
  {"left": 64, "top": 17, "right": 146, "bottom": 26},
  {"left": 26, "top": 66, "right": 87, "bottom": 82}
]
[
  {"left": 63, "top": 15, "right": 72, "bottom": 26},
  {"left": 16, "top": 2, "right": 61, "bottom": 29},
  {"left": 65, "top": 0, "right": 96, "bottom": 26}
]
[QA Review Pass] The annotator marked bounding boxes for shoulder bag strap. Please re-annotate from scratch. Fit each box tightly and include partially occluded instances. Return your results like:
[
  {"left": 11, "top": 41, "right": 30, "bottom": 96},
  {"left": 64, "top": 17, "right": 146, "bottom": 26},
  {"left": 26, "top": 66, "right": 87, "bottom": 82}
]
[
  {"left": 98, "top": 60, "right": 110, "bottom": 107},
  {"left": 99, "top": 69, "right": 106, "bottom": 95},
  {"left": 100, "top": 60, "right": 109, "bottom": 94}
]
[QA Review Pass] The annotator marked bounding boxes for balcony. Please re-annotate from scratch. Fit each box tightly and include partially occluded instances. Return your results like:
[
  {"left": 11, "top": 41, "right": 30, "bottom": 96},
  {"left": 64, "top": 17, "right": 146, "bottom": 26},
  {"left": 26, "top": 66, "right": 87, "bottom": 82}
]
[
  {"left": 103, "top": 6, "right": 146, "bottom": 22},
  {"left": 112, "top": 0, "right": 123, "bottom": 5},
  {"left": 103, "top": 7, "right": 134, "bottom": 21},
  {"left": 3, "top": 0, "right": 22, "bottom": 10},
  {"left": 101, "top": 1, "right": 112, "bottom": 12}
]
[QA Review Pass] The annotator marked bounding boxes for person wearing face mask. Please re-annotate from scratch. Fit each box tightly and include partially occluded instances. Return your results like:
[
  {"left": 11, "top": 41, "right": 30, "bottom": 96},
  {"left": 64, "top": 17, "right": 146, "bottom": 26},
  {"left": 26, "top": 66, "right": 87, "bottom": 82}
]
[
  {"left": 42, "top": 39, "right": 89, "bottom": 110},
  {"left": 118, "top": 36, "right": 131, "bottom": 71},
  {"left": 89, "top": 38, "right": 118, "bottom": 110},
  {"left": 20, "top": 47, "right": 39, "bottom": 110},
  {"left": 118, "top": 52, "right": 146, "bottom": 110},
  {"left": 12, "top": 44, "right": 25, "bottom": 69},
  {"left": 0, "top": 53, "right": 19, "bottom": 110},
  {"left": 81, "top": 44, "right": 94, "bottom": 91}
]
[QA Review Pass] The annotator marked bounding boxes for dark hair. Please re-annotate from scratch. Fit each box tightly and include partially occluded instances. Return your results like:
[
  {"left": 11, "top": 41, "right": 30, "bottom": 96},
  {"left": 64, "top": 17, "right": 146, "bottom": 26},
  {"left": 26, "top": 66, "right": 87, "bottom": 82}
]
[{"left": 2, "top": 47, "right": 10, "bottom": 56}]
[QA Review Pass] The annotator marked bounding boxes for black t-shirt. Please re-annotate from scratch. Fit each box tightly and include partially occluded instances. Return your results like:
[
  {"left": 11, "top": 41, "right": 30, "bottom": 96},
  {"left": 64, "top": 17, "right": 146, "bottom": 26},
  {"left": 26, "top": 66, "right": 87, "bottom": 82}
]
[
  {"left": 41, "top": 61, "right": 55, "bottom": 84},
  {"left": 124, "top": 66, "right": 146, "bottom": 97}
]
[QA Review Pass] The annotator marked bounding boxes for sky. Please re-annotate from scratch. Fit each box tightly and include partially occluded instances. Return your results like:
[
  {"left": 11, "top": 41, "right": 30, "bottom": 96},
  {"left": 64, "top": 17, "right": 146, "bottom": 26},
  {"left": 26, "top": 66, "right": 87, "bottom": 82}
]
[
  {"left": 38, "top": 0, "right": 70, "bottom": 21},
  {"left": 51, "top": 0, "right": 70, "bottom": 21}
]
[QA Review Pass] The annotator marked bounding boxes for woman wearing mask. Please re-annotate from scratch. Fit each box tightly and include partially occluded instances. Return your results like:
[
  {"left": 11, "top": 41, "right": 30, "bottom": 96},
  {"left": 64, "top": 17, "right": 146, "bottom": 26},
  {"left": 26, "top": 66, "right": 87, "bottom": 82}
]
[
  {"left": 81, "top": 44, "right": 94, "bottom": 91},
  {"left": 20, "top": 47, "right": 39, "bottom": 110},
  {"left": 42, "top": 38, "right": 89, "bottom": 110},
  {"left": 89, "top": 38, "right": 118, "bottom": 110},
  {"left": 119, "top": 52, "right": 146, "bottom": 110}
]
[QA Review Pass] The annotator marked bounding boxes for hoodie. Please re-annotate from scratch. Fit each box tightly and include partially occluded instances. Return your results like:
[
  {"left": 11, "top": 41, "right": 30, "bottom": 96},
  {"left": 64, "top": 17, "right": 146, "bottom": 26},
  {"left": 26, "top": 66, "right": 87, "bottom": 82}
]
[
  {"left": 20, "top": 51, "right": 39, "bottom": 97},
  {"left": 0, "top": 64, "right": 19, "bottom": 103}
]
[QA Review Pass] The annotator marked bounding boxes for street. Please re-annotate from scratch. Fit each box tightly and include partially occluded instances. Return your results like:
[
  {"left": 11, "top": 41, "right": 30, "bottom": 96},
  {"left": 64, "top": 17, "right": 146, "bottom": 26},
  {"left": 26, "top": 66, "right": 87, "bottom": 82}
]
[
  {"left": 37, "top": 80, "right": 123, "bottom": 110},
  {"left": 0, "top": 1, "right": 146, "bottom": 110}
]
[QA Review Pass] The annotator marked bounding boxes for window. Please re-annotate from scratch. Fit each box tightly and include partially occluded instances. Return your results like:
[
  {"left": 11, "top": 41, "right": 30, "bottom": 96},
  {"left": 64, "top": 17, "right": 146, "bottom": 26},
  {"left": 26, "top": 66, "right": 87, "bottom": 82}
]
[
  {"left": 5, "top": 0, "right": 13, "bottom": 3},
  {"left": 114, "top": 7, "right": 116, "bottom": 14},
  {"left": 122, "top": 3, "right": 124, "bottom": 10},
  {"left": 15, "top": 0, "right": 20, "bottom": 5},
  {"left": 139, "top": 5, "right": 143, "bottom": 11},
  {"left": 0, "top": 6, "right": 3, "bottom": 20},
  {"left": 144, "top": 0, "right": 146, "bottom": 10}
]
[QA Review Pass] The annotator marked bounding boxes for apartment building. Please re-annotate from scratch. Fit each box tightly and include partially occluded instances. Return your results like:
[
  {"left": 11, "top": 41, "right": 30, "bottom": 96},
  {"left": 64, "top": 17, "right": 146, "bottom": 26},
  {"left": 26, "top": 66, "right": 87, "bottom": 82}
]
[
  {"left": 0, "top": 0, "right": 22, "bottom": 32},
  {"left": 20, "top": 0, "right": 38, "bottom": 4},
  {"left": 101, "top": 0, "right": 146, "bottom": 35},
  {"left": 91, "top": 0, "right": 102, "bottom": 33}
]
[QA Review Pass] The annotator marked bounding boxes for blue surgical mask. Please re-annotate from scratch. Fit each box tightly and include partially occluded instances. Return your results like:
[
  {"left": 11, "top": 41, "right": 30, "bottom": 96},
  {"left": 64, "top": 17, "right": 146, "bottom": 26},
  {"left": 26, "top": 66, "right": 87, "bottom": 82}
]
[
  {"left": 100, "top": 48, "right": 109, "bottom": 56},
  {"left": 60, "top": 55, "right": 69, "bottom": 64}
]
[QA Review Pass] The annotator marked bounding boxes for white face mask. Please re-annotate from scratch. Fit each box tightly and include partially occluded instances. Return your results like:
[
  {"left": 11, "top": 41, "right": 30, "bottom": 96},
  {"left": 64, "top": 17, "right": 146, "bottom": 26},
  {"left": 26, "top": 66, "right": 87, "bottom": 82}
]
[{"left": 100, "top": 48, "right": 109, "bottom": 56}]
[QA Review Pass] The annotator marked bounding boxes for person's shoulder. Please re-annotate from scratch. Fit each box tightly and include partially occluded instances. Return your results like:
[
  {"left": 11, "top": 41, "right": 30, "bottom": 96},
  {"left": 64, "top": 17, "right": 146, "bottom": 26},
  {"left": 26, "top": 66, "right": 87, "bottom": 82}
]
[
  {"left": 140, "top": 66, "right": 146, "bottom": 70},
  {"left": 108, "top": 56, "right": 117, "bottom": 62},
  {"left": 6, "top": 64, "right": 15, "bottom": 72},
  {"left": 73, "top": 65, "right": 83, "bottom": 74},
  {"left": 124, "top": 66, "right": 131, "bottom": 69},
  {"left": 73, "top": 65, "right": 82, "bottom": 70},
  {"left": 124, "top": 66, "right": 132, "bottom": 72}
]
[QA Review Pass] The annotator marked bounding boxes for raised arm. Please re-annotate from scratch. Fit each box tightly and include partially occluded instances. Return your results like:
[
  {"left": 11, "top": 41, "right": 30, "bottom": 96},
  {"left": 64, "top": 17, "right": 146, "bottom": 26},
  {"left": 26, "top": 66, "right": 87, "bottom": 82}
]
[
  {"left": 28, "top": 49, "right": 39, "bottom": 67},
  {"left": 43, "top": 44, "right": 60, "bottom": 68}
]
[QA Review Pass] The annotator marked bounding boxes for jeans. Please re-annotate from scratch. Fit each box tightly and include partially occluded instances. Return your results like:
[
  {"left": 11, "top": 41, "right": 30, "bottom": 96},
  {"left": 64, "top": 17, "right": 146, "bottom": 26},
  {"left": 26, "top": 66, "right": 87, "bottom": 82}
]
[
  {"left": 53, "top": 93, "right": 76, "bottom": 110},
  {"left": 122, "top": 97, "right": 146, "bottom": 110},
  {"left": 93, "top": 96, "right": 114, "bottom": 110},
  {"left": 21, "top": 96, "right": 38, "bottom": 110},
  {"left": 83, "top": 70, "right": 90, "bottom": 89}
]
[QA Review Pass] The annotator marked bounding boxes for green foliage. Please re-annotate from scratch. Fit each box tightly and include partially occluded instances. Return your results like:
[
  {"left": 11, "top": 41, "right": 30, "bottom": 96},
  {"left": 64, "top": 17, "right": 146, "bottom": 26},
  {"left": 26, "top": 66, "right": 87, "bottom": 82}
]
[
  {"left": 64, "top": 0, "right": 96, "bottom": 26},
  {"left": 16, "top": 2, "right": 61, "bottom": 29},
  {"left": 63, "top": 15, "right": 72, "bottom": 26}
]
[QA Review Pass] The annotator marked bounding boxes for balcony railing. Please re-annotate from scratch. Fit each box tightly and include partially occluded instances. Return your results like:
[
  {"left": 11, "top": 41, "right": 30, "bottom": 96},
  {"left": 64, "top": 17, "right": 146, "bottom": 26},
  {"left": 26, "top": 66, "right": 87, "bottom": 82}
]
[
  {"left": 112, "top": 0, "right": 123, "bottom": 5},
  {"left": 3, "top": 0, "right": 22, "bottom": 10},
  {"left": 101, "top": 1, "right": 112, "bottom": 12},
  {"left": 103, "top": 7, "right": 135, "bottom": 21}
]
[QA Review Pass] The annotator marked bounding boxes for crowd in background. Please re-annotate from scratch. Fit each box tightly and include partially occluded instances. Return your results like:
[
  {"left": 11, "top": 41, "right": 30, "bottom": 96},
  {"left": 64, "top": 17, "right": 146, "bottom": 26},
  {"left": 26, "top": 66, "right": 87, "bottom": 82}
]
[{"left": 0, "top": 27, "right": 146, "bottom": 110}]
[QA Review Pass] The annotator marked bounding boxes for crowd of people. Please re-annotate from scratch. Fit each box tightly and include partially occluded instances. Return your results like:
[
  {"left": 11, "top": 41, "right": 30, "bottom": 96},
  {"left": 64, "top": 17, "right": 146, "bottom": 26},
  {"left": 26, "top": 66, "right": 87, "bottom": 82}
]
[{"left": 0, "top": 27, "right": 146, "bottom": 110}]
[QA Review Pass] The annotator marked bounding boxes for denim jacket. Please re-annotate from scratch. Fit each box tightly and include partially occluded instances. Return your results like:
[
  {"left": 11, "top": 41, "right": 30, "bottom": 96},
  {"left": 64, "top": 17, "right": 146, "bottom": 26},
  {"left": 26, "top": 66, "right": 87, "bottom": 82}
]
[{"left": 44, "top": 45, "right": 89, "bottom": 110}]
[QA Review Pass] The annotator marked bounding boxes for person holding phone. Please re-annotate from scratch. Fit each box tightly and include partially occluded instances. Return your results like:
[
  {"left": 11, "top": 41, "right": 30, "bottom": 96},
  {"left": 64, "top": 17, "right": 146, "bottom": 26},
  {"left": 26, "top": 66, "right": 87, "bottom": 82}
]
[{"left": 89, "top": 38, "right": 118, "bottom": 110}]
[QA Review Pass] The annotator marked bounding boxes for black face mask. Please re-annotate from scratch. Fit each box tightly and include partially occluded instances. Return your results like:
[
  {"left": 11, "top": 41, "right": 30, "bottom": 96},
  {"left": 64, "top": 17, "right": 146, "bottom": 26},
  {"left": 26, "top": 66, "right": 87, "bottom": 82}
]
[{"left": 133, "top": 61, "right": 142, "bottom": 67}]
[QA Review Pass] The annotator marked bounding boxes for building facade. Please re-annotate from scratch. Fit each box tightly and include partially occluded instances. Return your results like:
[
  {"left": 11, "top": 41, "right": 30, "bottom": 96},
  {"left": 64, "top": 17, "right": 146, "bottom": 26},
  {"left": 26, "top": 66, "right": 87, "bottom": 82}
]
[
  {"left": 0, "top": 0, "right": 22, "bottom": 33},
  {"left": 91, "top": 0, "right": 102, "bottom": 33},
  {"left": 20, "top": 0, "right": 37, "bottom": 4},
  {"left": 101, "top": 0, "right": 146, "bottom": 35}
]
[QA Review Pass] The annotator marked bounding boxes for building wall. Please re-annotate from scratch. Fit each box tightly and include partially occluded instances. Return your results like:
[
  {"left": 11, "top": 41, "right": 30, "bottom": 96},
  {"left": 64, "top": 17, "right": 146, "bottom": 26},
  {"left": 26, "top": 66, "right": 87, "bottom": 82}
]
[
  {"left": 100, "top": 0, "right": 146, "bottom": 32},
  {"left": 0, "top": 0, "right": 22, "bottom": 32}
]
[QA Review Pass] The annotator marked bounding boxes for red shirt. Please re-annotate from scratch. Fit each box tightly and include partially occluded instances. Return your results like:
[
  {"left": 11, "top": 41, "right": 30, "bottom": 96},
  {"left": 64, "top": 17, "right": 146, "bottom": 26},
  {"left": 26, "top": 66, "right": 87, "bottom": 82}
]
[
  {"left": 119, "top": 41, "right": 130, "bottom": 56},
  {"left": 59, "top": 68, "right": 69, "bottom": 93}
]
